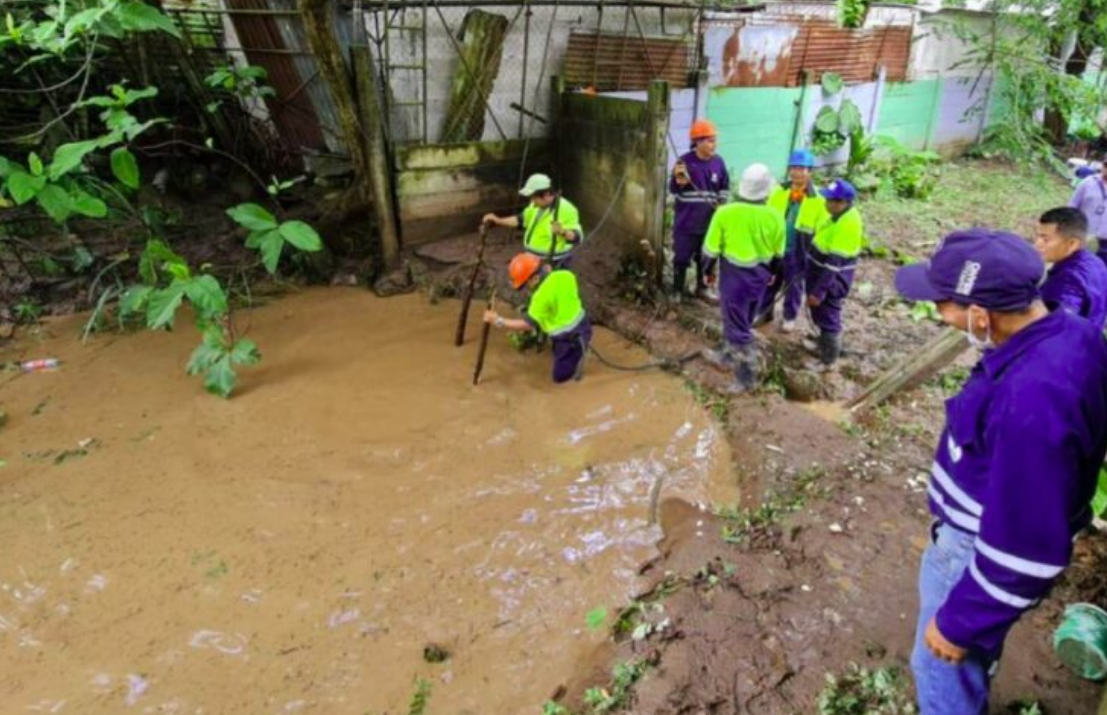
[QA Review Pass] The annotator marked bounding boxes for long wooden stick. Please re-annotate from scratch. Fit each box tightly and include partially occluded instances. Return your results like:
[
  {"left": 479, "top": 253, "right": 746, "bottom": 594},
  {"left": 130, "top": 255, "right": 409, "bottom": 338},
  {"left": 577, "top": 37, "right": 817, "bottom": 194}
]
[
  {"left": 455, "top": 223, "right": 490, "bottom": 347},
  {"left": 473, "top": 290, "right": 497, "bottom": 386},
  {"left": 847, "top": 328, "right": 969, "bottom": 414}
]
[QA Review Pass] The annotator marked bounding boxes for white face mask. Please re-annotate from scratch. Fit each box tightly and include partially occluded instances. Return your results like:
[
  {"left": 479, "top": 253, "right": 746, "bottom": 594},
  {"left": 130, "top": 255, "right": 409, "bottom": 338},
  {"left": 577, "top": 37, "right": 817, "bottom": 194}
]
[{"left": 962, "top": 306, "right": 995, "bottom": 351}]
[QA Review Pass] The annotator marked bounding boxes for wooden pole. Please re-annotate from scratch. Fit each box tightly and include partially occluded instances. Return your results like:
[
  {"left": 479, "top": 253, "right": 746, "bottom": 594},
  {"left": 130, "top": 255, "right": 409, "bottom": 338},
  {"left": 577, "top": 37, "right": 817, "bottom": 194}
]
[
  {"left": 847, "top": 328, "right": 969, "bottom": 414},
  {"left": 351, "top": 45, "right": 402, "bottom": 269},
  {"left": 472, "top": 289, "right": 497, "bottom": 385},
  {"left": 455, "top": 223, "right": 489, "bottom": 346},
  {"left": 644, "top": 80, "right": 671, "bottom": 287}
]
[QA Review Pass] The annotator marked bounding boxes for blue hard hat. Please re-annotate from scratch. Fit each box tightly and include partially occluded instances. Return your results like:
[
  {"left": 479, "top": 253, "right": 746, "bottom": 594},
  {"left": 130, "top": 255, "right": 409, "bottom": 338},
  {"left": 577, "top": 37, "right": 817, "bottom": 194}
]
[
  {"left": 788, "top": 149, "right": 815, "bottom": 168},
  {"left": 820, "top": 178, "right": 857, "bottom": 202}
]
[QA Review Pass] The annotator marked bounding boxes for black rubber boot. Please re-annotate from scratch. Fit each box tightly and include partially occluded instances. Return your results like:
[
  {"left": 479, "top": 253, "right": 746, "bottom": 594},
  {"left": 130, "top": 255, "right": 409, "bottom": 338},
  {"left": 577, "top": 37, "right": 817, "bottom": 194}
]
[
  {"left": 728, "top": 344, "right": 758, "bottom": 394},
  {"left": 818, "top": 331, "right": 841, "bottom": 366},
  {"left": 672, "top": 264, "right": 689, "bottom": 299}
]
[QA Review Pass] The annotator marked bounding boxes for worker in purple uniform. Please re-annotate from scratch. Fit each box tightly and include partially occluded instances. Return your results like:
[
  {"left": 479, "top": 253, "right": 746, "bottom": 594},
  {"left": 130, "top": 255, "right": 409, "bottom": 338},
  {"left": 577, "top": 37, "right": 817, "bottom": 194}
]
[
  {"left": 1035, "top": 207, "right": 1107, "bottom": 331},
  {"left": 805, "top": 179, "right": 863, "bottom": 366},
  {"left": 1068, "top": 160, "right": 1107, "bottom": 267},
  {"left": 670, "top": 119, "right": 730, "bottom": 302},
  {"left": 895, "top": 228, "right": 1107, "bottom": 715}
]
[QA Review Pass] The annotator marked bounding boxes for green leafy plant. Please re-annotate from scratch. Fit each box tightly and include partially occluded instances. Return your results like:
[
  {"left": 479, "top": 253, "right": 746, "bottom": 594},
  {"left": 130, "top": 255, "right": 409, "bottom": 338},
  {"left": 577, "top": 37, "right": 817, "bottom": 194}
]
[
  {"left": 583, "top": 659, "right": 650, "bottom": 713},
  {"left": 204, "top": 63, "right": 276, "bottom": 114},
  {"left": 585, "top": 606, "right": 608, "bottom": 632},
  {"left": 407, "top": 678, "right": 432, "bottom": 715},
  {"left": 817, "top": 663, "right": 917, "bottom": 715},
  {"left": 226, "top": 203, "right": 322, "bottom": 274},
  {"left": 908, "top": 300, "right": 942, "bottom": 323},
  {"left": 811, "top": 99, "right": 865, "bottom": 157},
  {"left": 837, "top": 0, "right": 870, "bottom": 29},
  {"left": 14, "top": 299, "right": 43, "bottom": 324},
  {"left": 849, "top": 135, "right": 941, "bottom": 199}
]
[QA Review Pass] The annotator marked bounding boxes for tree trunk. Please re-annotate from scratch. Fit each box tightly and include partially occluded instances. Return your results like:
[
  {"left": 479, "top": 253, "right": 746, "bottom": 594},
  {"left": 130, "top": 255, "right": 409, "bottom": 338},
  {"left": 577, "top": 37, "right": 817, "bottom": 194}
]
[
  {"left": 298, "top": 0, "right": 373, "bottom": 201},
  {"left": 440, "top": 9, "right": 509, "bottom": 143}
]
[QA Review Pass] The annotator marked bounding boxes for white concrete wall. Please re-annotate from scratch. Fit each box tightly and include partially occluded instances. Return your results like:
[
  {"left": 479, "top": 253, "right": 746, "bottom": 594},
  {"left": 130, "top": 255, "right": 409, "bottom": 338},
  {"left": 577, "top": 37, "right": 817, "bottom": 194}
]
[{"left": 373, "top": 5, "right": 696, "bottom": 145}]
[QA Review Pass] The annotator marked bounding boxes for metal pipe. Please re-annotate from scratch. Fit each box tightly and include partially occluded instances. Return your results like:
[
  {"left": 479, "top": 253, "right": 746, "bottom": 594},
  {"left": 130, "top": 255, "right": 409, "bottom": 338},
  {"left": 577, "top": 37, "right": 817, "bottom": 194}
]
[{"left": 520, "top": 0, "right": 531, "bottom": 138}]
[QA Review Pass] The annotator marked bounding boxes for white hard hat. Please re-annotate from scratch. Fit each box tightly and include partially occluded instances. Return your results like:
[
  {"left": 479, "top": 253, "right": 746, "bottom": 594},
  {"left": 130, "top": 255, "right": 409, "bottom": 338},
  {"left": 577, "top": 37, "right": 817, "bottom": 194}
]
[{"left": 738, "top": 163, "right": 774, "bottom": 202}]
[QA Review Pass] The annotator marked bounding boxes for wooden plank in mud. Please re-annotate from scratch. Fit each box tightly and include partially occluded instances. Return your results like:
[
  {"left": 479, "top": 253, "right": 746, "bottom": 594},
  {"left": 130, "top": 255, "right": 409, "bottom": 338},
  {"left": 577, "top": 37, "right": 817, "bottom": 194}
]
[{"left": 847, "top": 328, "right": 969, "bottom": 414}]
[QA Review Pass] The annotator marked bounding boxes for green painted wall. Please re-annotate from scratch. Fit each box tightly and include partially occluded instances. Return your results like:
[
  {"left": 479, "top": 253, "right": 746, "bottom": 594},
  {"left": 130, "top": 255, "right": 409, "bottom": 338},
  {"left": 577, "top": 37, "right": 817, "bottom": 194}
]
[
  {"left": 877, "top": 80, "right": 942, "bottom": 150},
  {"left": 706, "top": 86, "right": 804, "bottom": 181}
]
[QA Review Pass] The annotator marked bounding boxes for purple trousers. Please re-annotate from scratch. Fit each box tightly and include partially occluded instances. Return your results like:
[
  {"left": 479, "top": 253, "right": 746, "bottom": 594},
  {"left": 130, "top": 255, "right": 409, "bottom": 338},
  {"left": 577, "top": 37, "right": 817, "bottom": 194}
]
[
  {"left": 759, "top": 247, "right": 806, "bottom": 321},
  {"left": 551, "top": 320, "right": 592, "bottom": 383},
  {"left": 719, "top": 261, "right": 771, "bottom": 347},
  {"left": 673, "top": 230, "right": 706, "bottom": 267}
]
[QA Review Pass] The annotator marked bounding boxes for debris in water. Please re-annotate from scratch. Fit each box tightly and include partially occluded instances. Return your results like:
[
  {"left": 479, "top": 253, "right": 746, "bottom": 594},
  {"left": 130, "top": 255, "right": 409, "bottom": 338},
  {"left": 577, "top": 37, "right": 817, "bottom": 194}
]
[
  {"left": 828, "top": 523, "right": 845, "bottom": 534},
  {"left": 327, "top": 608, "right": 360, "bottom": 629},
  {"left": 85, "top": 574, "right": 108, "bottom": 593},
  {"left": 188, "top": 630, "right": 247, "bottom": 656},
  {"left": 423, "top": 643, "right": 450, "bottom": 663},
  {"left": 124, "top": 674, "right": 148, "bottom": 706}
]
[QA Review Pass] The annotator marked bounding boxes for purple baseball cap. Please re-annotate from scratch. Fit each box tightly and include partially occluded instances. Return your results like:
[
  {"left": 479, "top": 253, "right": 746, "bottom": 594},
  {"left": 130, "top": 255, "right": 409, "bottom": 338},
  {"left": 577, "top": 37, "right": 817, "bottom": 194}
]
[{"left": 894, "top": 228, "right": 1045, "bottom": 311}]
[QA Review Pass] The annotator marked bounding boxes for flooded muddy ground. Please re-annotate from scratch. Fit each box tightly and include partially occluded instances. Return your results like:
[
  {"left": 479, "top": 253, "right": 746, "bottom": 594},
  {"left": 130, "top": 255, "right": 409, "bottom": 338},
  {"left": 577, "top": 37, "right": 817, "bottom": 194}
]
[{"left": 0, "top": 289, "right": 735, "bottom": 715}]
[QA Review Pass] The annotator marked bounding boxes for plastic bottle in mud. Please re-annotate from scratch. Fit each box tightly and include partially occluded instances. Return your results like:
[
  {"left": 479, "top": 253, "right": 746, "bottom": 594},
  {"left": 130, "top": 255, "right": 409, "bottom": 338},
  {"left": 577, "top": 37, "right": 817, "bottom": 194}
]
[{"left": 21, "top": 358, "right": 60, "bottom": 372}]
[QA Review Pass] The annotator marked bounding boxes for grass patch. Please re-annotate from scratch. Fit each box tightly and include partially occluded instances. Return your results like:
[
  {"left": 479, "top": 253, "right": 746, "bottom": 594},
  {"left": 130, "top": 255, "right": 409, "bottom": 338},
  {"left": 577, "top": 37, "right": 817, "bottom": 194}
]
[
  {"left": 716, "top": 466, "right": 828, "bottom": 544},
  {"left": 863, "top": 160, "right": 1070, "bottom": 256},
  {"left": 683, "top": 378, "right": 729, "bottom": 422}
]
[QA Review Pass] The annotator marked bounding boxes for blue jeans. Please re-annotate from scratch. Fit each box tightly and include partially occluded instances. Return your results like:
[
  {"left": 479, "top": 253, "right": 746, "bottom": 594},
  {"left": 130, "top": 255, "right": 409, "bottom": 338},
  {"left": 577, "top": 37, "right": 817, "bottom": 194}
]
[{"left": 910, "top": 523, "right": 995, "bottom": 715}]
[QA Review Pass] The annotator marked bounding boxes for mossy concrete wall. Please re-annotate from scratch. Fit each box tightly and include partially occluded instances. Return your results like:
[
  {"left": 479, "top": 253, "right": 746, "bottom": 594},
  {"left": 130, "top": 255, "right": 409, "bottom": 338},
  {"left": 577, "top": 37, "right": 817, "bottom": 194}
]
[
  {"left": 557, "top": 93, "right": 653, "bottom": 250},
  {"left": 395, "top": 138, "right": 551, "bottom": 245}
]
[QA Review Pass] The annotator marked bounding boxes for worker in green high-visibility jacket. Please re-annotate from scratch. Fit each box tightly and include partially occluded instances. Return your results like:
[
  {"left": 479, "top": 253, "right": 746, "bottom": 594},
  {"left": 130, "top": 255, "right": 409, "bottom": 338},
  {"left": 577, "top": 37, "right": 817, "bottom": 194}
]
[
  {"left": 760, "top": 149, "right": 826, "bottom": 332},
  {"left": 805, "top": 178, "right": 863, "bottom": 367},
  {"left": 482, "top": 174, "right": 584, "bottom": 269},
  {"left": 701, "top": 163, "right": 786, "bottom": 393},
  {"left": 483, "top": 253, "right": 592, "bottom": 383}
]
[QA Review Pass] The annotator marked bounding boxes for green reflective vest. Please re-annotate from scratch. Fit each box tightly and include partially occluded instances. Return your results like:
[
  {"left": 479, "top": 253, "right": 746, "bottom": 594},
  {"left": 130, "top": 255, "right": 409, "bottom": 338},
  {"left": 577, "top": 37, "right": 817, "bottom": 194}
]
[
  {"left": 703, "top": 201, "right": 786, "bottom": 269},
  {"left": 522, "top": 198, "right": 583, "bottom": 258},
  {"left": 526, "top": 269, "right": 586, "bottom": 336},
  {"left": 812, "top": 206, "right": 864, "bottom": 261},
  {"left": 767, "top": 185, "right": 826, "bottom": 236}
]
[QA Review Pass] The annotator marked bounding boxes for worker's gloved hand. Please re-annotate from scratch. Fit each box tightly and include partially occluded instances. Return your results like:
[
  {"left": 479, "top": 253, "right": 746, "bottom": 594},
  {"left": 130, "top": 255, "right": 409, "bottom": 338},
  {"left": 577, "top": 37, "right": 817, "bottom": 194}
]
[{"left": 924, "top": 617, "right": 967, "bottom": 664}]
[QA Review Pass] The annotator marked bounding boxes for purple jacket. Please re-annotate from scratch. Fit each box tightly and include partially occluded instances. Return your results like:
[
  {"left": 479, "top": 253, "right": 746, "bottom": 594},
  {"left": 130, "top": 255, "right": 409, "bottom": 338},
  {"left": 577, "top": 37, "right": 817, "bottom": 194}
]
[
  {"left": 928, "top": 310, "right": 1107, "bottom": 655},
  {"left": 1041, "top": 248, "right": 1107, "bottom": 332},
  {"left": 669, "top": 150, "right": 729, "bottom": 239}
]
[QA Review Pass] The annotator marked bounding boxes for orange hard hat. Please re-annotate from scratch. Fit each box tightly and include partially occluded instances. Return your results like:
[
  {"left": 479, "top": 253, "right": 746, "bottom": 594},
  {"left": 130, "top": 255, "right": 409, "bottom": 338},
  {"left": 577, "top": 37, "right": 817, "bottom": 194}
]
[
  {"left": 509, "top": 253, "right": 542, "bottom": 289},
  {"left": 689, "top": 119, "right": 717, "bottom": 141}
]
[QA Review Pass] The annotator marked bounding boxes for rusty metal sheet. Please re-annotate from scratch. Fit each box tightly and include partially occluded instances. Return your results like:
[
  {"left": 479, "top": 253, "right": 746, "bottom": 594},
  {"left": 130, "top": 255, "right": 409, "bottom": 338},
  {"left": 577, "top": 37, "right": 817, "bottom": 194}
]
[
  {"left": 563, "top": 31, "right": 693, "bottom": 91},
  {"left": 226, "top": 0, "right": 327, "bottom": 150},
  {"left": 714, "top": 16, "right": 911, "bottom": 88}
]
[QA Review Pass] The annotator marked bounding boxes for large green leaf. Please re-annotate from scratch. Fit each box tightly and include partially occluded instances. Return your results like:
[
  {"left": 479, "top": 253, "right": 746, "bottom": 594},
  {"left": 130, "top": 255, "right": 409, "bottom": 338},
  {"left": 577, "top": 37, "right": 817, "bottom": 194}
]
[
  {"left": 183, "top": 275, "right": 228, "bottom": 323},
  {"left": 838, "top": 99, "right": 863, "bottom": 136},
  {"left": 72, "top": 189, "right": 108, "bottom": 218},
  {"left": 7, "top": 171, "right": 46, "bottom": 204},
  {"left": 230, "top": 338, "right": 261, "bottom": 366},
  {"left": 110, "top": 147, "right": 140, "bottom": 189},
  {"left": 119, "top": 285, "right": 153, "bottom": 318},
  {"left": 138, "top": 239, "right": 187, "bottom": 285},
  {"left": 146, "top": 284, "right": 185, "bottom": 330},
  {"left": 36, "top": 184, "right": 73, "bottom": 222},
  {"left": 116, "top": 1, "right": 181, "bottom": 38},
  {"left": 28, "top": 152, "right": 44, "bottom": 176},
  {"left": 814, "top": 106, "right": 840, "bottom": 134},
  {"left": 227, "top": 203, "right": 278, "bottom": 232},
  {"left": 277, "top": 220, "right": 322, "bottom": 252},
  {"left": 48, "top": 139, "right": 100, "bottom": 180},
  {"left": 187, "top": 326, "right": 227, "bottom": 373},
  {"left": 821, "top": 72, "right": 843, "bottom": 95},
  {"left": 203, "top": 355, "right": 237, "bottom": 398},
  {"left": 254, "top": 229, "right": 285, "bottom": 274}
]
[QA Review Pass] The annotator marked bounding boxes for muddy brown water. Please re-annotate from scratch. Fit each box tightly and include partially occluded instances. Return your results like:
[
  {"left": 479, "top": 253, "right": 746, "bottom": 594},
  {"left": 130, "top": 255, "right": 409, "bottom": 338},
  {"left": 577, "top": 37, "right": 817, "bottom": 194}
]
[{"left": 0, "top": 289, "right": 734, "bottom": 715}]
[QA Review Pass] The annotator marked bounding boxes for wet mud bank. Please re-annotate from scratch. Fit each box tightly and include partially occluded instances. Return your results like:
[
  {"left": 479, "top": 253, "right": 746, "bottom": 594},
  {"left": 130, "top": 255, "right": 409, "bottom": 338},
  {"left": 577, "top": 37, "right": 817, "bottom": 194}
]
[{"left": 406, "top": 233, "right": 1104, "bottom": 714}]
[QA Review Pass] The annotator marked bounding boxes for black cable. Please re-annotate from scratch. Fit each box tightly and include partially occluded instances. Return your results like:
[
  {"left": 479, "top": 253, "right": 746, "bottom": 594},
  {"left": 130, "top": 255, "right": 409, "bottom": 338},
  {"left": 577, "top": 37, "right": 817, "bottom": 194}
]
[{"left": 587, "top": 344, "right": 700, "bottom": 372}]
